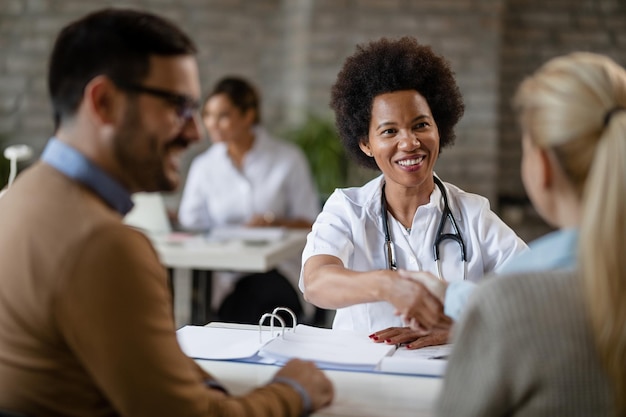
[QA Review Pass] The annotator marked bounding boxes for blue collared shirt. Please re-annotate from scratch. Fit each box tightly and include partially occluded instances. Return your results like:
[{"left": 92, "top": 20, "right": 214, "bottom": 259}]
[
  {"left": 41, "top": 138, "right": 133, "bottom": 215},
  {"left": 444, "top": 228, "right": 579, "bottom": 321}
]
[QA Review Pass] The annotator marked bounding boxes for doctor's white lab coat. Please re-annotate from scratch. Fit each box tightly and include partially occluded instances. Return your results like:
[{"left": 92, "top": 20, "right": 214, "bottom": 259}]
[{"left": 300, "top": 175, "right": 527, "bottom": 333}]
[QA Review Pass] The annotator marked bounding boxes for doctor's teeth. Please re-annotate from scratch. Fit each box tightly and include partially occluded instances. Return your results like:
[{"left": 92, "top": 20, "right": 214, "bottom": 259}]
[{"left": 398, "top": 157, "right": 423, "bottom": 166}]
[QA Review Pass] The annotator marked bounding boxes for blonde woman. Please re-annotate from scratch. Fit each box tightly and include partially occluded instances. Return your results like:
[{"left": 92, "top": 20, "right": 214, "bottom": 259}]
[{"left": 437, "top": 52, "right": 626, "bottom": 416}]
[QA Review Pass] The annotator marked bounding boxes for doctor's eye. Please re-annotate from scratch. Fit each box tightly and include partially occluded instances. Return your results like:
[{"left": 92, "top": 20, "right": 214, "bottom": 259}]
[{"left": 380, "top": 128, "right": 398, "bottom": 136}]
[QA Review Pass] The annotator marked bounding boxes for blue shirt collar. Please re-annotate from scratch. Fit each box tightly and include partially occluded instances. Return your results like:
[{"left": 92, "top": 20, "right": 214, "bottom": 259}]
[{"left": 41, "top": 138, "right": 134, "bottom": 215}]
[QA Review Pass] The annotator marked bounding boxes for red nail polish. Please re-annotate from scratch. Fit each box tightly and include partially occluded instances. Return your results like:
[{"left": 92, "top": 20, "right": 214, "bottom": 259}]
[
  {"left": 385, "top": 339, "right": 392, "bottom": 343},
  {"left": 372, "top": 336, "right": 379, "bottom": 340},
  {"left": 406, "top": 344, "right": 412, "bottom": 349},
  {"left": 368, "top": 333, "right": 376, "bottom": 338}
]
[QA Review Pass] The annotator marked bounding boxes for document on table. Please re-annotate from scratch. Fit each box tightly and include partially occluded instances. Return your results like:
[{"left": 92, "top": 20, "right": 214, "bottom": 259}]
[
  {"left": 176, "top": 325, "right": 262, "bottom": 360},
  {"left": 257, "top": 325, "right": 396, "bottom": 371},
  {"left": 176, "top": 324, "right": 449, "bottom": 376},
  {"left": 377, "top": 344, "right": 452, "bottom": 376},
  {"left": 207, "top": 226, "right": 286, "bottom": 244}
]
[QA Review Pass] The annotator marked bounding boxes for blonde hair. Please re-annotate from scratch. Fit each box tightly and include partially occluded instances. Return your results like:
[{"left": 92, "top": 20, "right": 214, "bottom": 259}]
[{"left": 513, "top": 52, "right": 626, "bottom": 414}]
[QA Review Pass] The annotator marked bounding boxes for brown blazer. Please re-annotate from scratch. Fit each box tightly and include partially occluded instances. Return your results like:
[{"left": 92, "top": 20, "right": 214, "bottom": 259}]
[{"left": 0, "top": 162, "right": 303, "bottom": 417}]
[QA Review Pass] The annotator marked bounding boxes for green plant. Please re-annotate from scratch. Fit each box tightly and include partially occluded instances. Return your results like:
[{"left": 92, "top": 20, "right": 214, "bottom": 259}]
[{"left": 283, "top": 115, "right": 349, "bottom": 199}]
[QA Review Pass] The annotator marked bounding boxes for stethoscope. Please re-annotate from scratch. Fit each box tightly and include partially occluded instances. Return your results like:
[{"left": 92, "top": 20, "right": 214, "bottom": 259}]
[{"left": 381, "top": 176, "right": 467, "bottom": 280}]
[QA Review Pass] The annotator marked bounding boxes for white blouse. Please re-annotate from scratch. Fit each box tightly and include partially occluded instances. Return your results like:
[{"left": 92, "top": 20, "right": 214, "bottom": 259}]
[{"left": 179, "top": 126, "right": 320, "bottom": 309}]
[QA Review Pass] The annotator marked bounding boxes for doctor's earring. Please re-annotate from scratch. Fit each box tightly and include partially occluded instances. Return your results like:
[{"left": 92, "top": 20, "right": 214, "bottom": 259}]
[{"left": 367, "top": 152, "right": 373, "bottom": 157}]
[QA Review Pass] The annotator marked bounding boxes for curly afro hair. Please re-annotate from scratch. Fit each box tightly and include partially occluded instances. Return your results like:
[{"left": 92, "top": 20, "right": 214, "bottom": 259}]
[{"left": 330, "top": 36, "right": 465, "bottom": 170}]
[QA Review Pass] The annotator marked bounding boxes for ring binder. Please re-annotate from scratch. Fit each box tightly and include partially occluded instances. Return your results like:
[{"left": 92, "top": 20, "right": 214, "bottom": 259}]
[
  {"left": 272, "top": 307, "right": 297, "bottom": 332},
  {"left": 258, "top": 307, "right": 297, "bottom": 343},
  {"left": 177, "top": 312, "right": 450, "bottom": 376}
]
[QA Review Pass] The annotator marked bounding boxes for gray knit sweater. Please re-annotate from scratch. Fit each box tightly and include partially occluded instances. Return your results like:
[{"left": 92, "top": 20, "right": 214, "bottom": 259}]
[{"left": 436, "top": 270, "right": 616, "bottom": 416}]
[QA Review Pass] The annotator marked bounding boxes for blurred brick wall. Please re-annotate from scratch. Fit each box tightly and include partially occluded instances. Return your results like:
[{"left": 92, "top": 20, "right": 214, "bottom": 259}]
[
  {"left": 498, "top": 0, "right": 626, "bottom": 197},
  {"left": 496, "top": 0, "right": 625, "bottom": 240},
  {"left": 1, "top": 0, "right": 624, "bottom": 240}
]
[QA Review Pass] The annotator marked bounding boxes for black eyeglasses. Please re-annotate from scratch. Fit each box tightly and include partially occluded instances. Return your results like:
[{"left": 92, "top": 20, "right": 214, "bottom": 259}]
[{"left": 114, "top": 81, "right": 199, "bottom": 123}]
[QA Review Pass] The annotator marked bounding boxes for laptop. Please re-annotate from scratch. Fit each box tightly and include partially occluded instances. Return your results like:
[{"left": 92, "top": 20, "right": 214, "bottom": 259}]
[{"left": 123, "top": 192, "right": 173, "bottom": 235}]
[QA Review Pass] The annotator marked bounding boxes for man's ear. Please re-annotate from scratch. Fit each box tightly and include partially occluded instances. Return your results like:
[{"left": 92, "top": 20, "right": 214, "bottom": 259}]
[
  {"left": 83, "top": 75, "right": 124, "bottom": 127},
  {"left": 359, "top": 140, "right": 373, "bottom": 157}
]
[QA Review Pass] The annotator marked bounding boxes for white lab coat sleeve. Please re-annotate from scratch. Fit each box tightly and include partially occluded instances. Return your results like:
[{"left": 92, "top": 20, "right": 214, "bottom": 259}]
[
  {"left": 299, "top": 190, "right": 356, "bottom": 292},
  {"left": 284, "top": 147, "right": 321, "bottom": 222},
  {"left": 474, "top": 198, "right": 528, "bottom": 273},
  {"left": 178, "top": 156, "right": 212, "bottom": 230}
]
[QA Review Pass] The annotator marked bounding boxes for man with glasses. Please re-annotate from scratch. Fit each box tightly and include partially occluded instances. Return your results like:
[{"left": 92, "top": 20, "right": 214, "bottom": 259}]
[{"left": 0, "top": 8, "right": 333, "bottom": 417}]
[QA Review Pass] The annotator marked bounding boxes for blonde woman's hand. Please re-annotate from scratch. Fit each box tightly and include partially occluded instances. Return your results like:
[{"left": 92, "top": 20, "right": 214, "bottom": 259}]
[{"left": 397, "top": 270, "right": 448, "bottom": 304}]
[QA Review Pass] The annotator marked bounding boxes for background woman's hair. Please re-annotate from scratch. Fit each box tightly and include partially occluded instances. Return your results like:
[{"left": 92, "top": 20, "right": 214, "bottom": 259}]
[
  {"left": 513, "top": 52, "right": 626, "bottom": 413},
  {"left": 204, "top": 76, "right": 261, "bottom": 124},
  {"left": 330, "top": 36, "right": 464, "bottom": 170}
]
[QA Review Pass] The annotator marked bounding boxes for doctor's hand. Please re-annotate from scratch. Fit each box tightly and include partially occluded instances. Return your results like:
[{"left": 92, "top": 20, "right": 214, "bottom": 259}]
[
  {"left": 370, "top": 320, "right": 452, "bottom": 349},
  {"left": 397, "top": 269, "right": 450, "bottom": 331},
  {"left": 385, "top": 272, "right": 445, "bottom": 331}
]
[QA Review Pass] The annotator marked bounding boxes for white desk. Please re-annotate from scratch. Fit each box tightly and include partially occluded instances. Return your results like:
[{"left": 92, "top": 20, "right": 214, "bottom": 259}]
[
  {"left": 196, "top": 358, "right": 442, "bottom": 417},
  {"left": 191, "top": 322, "right": 442, "bottom": 417},
  {"left": 150, "top": 230, "right": 309, "bottom": 326},
  {"left": 152, "top": 229, "right": 309, "bottom": 272}
]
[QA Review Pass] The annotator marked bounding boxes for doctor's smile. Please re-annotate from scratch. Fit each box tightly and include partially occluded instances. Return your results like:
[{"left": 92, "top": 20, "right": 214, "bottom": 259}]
[{"left": 395, "top": 156, "right": 426, "bottom": 172}]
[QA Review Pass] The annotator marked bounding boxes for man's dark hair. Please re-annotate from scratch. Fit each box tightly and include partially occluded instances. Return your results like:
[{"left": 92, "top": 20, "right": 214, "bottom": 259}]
[
  {"left": 48, "top": 8, "right": 197, "bottom": 128},
  {"left": 204, "top": 76, "right": 261, "bottom": 125},
  {"left": 330, "top": 36, "right": 465, "bottom": 170}
]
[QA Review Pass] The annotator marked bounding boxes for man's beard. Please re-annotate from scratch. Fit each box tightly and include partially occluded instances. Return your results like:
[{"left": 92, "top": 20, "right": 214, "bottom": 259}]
[{"left": 113, "top": 107, "right": 178, "bottom": 193}]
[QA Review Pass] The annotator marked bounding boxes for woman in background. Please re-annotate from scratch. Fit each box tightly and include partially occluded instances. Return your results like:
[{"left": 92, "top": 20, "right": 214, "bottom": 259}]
[
  {"left": 437, "top": 52, "right": 626, "bottom": 416},
  {"left": 179, "top": 76, "right": 320, "bottom": 323}
]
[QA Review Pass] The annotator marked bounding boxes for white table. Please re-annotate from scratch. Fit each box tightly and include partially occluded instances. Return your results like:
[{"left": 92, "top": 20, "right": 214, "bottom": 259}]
[
  {"left": 191, "top": 322, "right": 442, "bottom": 417},
  {"left": 152, "top": 229, "right": 309, "bottom": 272},
  {"left": 150, "top": 230, "right": 309, "bottom": 325},
  {"left": 196, "top": 357, "right": 442, "bottom": 417}
]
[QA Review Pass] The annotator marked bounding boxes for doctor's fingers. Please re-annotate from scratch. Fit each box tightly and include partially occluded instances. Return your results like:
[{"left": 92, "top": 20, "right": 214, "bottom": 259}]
[
  {"left": 435, "top": 314, "right": 454, "bottom": 329},
  {"left": 391, "top": 280, "right": 443, "bottom": 329},
  {"left": 406, "top": 294, "right": 445, "bottom": 330},
  {"left": 369, "top": 326, "right": 430, "bottom": 345},
  {"left": 403, "top": 327, "right": 450, "bottom": 349}
]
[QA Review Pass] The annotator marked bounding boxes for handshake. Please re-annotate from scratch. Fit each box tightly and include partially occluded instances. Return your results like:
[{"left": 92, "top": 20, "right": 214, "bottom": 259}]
[
  {"left": 368, "top": 270, "right": 453, "bottom": 350},
  {"left": 393, "top": 270, "right": 450, "bottom": 331}
]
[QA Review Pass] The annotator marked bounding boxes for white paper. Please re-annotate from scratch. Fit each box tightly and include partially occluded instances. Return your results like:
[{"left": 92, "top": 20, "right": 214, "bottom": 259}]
[
  {"left": 176, "top": 325, "right": 262, "bottom": 360},
  {"left": 377, "top": 344, "right": 452, "bottom": 376},
  {"left": 178, "top": 324, "right": 451, "bottom": 376},
  {"left": 258, "top": 325, "right": 396, "bottom": 369},
  {"left": 207, "top": 226, "right": 286, "bottom": 244}
]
